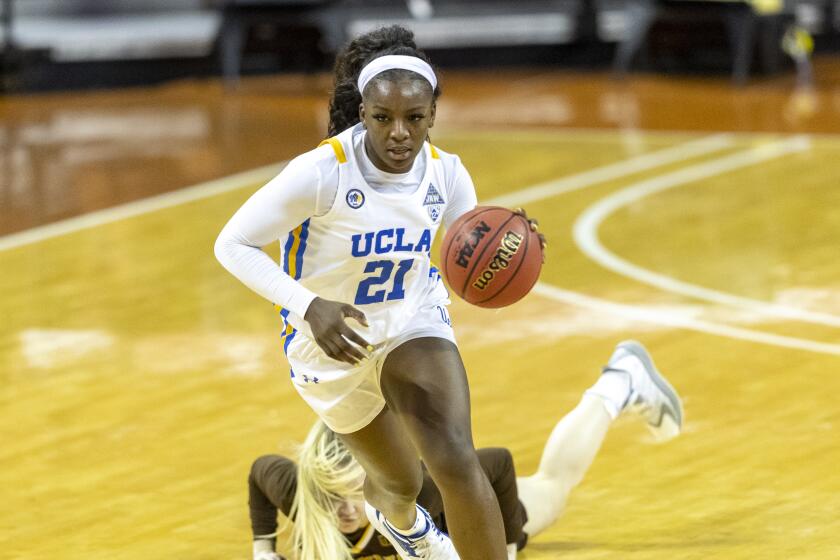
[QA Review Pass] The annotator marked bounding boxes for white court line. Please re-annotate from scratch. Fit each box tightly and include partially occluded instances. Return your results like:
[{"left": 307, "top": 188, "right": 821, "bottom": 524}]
[
  {"left": 443, "top": 124, "right": 840, "bottom": 144},
  {"left": 573, "top": 136, "right": 840, "bottom": 329},
  {"left": 484, "top": 133, "right": 734, "bottom": 207},
  {"left": 532, "top": 283, "right": 840, "bottom": 356},
  {"left": 2, "top": 131, "right": 834, "bottom": 355},
  {"left": 0, "top": 134, "right": 731, "bottom": 253},
  {"left": 0, "top": 161, "right": 288, "bottom": 253}
]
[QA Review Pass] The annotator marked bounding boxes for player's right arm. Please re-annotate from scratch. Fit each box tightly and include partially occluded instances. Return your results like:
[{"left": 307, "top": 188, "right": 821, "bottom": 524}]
[
  {"left": 249, "top": 455, "right": 298, "bottom": 560},
  {"left": 214, "top": 152, "right": 323, "bottom": 317},
  {"left": 214, "top": 149, "right": 370, "bottom": 364}
]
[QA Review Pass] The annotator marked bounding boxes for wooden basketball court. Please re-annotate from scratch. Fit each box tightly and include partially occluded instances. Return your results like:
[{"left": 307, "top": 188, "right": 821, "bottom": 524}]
[{"left": 2, "top": 59, "right": 839, "bottom": 558}]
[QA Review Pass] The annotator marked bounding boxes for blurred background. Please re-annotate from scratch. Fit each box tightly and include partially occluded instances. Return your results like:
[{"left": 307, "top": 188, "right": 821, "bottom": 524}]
[
  {"left": 3, "top": 1, "right": 840, "bottom": 559},
  {"left": 0, "top": 0, "right": 837, "bottom": 91},
  {"left": 2, "top": 0, "right": 838, "bottom": 234}
]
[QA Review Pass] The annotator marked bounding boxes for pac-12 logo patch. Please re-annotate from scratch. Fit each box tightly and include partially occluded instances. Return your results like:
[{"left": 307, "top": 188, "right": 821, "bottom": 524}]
[
  {"left": 346, "top": 189, "right": 365, "bottom": 209},
  {"left": 423, "top": 183, "right": 444, "bottom": 223}
]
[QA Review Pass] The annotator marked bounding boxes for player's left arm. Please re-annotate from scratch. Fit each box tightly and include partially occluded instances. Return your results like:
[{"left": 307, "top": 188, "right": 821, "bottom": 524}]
[{"left": 440, "top": 156, "right": 478, "bottom": 230}]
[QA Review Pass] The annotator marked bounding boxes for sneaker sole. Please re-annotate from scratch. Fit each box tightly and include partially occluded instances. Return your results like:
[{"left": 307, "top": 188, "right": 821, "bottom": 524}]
[{"left": 618, "top": 340, "right": 683, "bottom": 441}]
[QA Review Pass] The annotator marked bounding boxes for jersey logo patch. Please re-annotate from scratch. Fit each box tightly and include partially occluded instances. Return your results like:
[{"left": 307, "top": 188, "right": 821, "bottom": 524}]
[
  {"left": 423, "top": 183, "right": 445, "bottom": 206},
  {"left": 346, "top": 189, "right": 365, "bottom": 209},
  {"left": 423, "top": 183, "right": 444, "bottom": 223}
]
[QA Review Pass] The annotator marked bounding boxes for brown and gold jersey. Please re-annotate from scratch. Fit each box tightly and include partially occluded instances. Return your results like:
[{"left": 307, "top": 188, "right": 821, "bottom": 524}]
[{"left": 248, "top": 447, "right": 528, "bottom": 558}]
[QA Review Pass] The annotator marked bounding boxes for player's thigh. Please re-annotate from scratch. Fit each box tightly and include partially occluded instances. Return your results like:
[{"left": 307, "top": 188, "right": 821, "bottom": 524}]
[{"left": 381, "top": 337, "right": 475, "bottom": 460}]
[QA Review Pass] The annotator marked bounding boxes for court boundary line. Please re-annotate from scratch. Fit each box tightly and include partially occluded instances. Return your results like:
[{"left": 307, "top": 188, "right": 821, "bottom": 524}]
[
  {"left": 532, "top": 283, "right": 840, "bottom": 356},
  {"left": 0, "top": 161, "right": 288, "bottom": 253},
  {"left": 484, "top": 134, "right": 734, "bottom": 208},
  {"left": 573, "top": 136, "right": 840, "bottom": 329},
  {"left": 0, "top": 134, "right": 730, "bottom": 253},
  {"left": 441, "top": 124, "right": 840, "bottom": 144},
  {"left": 484, "top": 134, "right": 840, "bottom": 356},
  {"left": 2, "top": 131, "right": 835, "bottom": 356}
]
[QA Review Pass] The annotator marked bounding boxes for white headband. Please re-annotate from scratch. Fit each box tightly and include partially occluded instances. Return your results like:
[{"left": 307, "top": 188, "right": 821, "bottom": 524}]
[{"left": 357, "top": 55, "right": 437, "bottom": 94}]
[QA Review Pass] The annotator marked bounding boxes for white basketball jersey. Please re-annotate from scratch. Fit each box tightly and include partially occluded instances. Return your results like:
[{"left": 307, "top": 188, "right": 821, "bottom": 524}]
[{"left": 279, "top": 124, "right": 449, "bottom": 347}]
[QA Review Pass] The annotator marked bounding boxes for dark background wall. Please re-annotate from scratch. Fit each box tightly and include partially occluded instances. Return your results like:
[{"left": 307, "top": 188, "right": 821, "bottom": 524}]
[{"left": 2, "top": 0, "right": 838, "bottom": 91}]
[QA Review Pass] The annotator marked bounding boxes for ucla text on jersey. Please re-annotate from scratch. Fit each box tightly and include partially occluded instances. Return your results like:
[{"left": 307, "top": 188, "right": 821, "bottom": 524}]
[{"left": 351, "top": 228, "right": 432, "bottom": 257}]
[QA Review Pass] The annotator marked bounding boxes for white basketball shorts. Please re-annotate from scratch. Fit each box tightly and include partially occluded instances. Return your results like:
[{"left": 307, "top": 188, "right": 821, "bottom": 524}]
[{"left": 285, "top": 297, "right": 455, "bottom": 434}]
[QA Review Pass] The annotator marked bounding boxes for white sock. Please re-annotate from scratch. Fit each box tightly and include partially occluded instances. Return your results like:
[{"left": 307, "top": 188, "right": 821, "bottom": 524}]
[
  {"left": 252, "top": 539, "right": 274, "bottom": 558},
  {"left": 507, "top": 542, "right": 518, "bottom": 559},
  {"left": 388, "top": 505, "right": 428, "bottom": 537},
  {"left": 584, "top": 371, "right": 631, "bottom": 420}
]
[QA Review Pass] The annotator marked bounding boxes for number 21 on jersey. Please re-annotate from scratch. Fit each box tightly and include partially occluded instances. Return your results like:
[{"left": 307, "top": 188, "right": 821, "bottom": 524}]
[{"left": 355, "top": 259, "right": 413, "bottom": 304}]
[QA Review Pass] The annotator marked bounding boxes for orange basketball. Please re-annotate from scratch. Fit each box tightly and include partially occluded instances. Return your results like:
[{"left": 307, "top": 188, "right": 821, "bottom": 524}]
[{"left": 440, "top": 206, "right": 543, "bottom": 308}]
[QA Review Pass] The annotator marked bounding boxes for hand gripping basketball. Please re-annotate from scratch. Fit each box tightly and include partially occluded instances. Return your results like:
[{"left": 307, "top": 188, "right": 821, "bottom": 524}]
[{"left": 441, "top": 206, "right": 546, "bottom": 308}]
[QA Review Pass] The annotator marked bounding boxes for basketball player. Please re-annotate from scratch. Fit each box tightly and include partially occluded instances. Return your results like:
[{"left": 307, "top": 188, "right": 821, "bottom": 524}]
[
  {"left": 216, "top": 25, "right": 541, "bottom": 560},
  {"left": 247, "top": 341, "right": 683, "bottom": 560}
]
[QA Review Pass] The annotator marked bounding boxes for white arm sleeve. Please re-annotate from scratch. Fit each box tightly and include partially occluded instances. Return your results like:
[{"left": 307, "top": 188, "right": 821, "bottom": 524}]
[
  {"left": 214, "top": 150, "right": 337, "bottom": 319},
  {"left": 442, "top": 156, "right": 478, "bottom": 230}
]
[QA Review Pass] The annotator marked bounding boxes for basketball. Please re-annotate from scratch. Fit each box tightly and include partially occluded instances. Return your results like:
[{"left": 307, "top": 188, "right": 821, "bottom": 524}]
[{"left": 440, "top": 206, "right": 543, "bottom": 308}]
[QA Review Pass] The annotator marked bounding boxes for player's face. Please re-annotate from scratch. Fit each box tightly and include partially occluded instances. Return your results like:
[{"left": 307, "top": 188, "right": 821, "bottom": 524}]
[
  {"left": 359, "top": 77, "right": 436, "bottom": 173},
  {"left": 335, "top": 497, "right": 368, "bottom": 533}
]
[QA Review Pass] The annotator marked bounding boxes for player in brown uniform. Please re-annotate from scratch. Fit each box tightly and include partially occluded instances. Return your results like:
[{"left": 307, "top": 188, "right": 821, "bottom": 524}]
[
  {"left": 248, "top": 340, "right": 683, "bottom": 560},
  {"left": 250, "top": 439, "right": 525, "bottom": 560}
]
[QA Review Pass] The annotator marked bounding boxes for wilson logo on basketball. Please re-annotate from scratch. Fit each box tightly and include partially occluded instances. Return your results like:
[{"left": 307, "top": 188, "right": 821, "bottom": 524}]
[
  {"left": 455, "top": 220, "right": 492, "bottom": 268},
  {"left": 472, "top": 230, "right": 524, "bottom": 290}
]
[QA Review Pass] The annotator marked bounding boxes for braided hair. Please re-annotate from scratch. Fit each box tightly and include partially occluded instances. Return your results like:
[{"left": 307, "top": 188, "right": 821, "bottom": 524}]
[{"left": 327, "top": 25, "right": 441, "bottom": 137}]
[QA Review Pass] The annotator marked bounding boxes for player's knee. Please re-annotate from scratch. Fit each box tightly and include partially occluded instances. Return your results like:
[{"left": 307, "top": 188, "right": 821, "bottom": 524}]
[
  {"left": 366, "top": 465, "right": 423, "bottom": 504},
  {"left": 424, "top": 445, "right": 481, "bottom": 487}
]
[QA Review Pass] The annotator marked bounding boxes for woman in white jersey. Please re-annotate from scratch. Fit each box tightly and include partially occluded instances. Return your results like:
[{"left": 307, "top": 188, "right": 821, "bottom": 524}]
[{"left": 216, "top": 25, "right": 522, "bottom": 560}]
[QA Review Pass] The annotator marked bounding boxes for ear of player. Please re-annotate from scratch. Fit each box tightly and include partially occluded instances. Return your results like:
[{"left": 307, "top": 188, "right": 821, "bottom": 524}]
[{"left": 441, "top": 206, "right": 545, "bottom": 308}]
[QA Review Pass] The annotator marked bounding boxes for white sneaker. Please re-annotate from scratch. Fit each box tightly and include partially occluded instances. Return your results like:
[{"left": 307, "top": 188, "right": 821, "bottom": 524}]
[
  {"left": 605, "top": 340, "right": 683, "bottom": 441},
  {"left": 365, "top": 502, "right": 460, "bottom": 559}
]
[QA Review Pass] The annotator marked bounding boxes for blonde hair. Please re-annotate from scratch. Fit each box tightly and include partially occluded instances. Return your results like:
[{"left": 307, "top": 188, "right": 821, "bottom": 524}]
[{"left": 289, "top": 421, "right": 366, "bottom": 560}]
